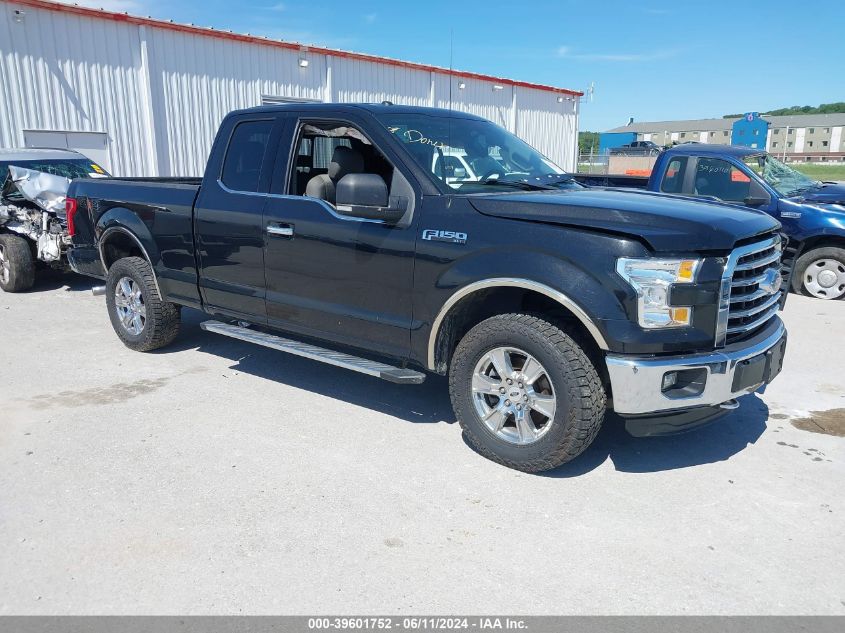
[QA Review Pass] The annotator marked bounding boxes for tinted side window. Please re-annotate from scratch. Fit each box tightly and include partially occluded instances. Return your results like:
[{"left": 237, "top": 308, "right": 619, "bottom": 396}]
[
  {"left": 221, "top": 120, "right": 274, "bottom": 192},
  {"left": 693, "top": 158, "right": 751, "bottom": 203},
  {"left": 660, "top": 156, "right": 687, "bottom": 193}
]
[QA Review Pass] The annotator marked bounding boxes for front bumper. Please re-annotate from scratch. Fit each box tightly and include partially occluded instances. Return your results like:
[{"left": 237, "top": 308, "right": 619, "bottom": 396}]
[{"left": 606, "top": 317, "right": 786, "bottom": 416}]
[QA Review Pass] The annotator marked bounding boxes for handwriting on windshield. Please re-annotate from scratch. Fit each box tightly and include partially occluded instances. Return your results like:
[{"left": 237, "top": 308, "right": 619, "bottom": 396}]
[{"left": 403, "top": 129, "right": 449, "bottom": 150}]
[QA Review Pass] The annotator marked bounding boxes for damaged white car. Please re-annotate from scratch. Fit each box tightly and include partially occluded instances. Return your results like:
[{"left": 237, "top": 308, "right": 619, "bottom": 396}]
[{"left": 0, "top": 149, "right": 110, "bottom": 292}]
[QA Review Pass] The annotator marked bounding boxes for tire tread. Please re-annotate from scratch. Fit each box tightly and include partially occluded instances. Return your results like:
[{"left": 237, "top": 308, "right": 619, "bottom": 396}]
[
  {"left": 0, "top": 233, "right": 36, "bottom": 292},
  {"left": 792, "top": 245, "right": 845, "bottom": 300},
  {"left": 106, "top": 256, "right": 180, "bottom": 351},
  {"left": 449, "top": 313, "right": 605, "bottom": 472}
]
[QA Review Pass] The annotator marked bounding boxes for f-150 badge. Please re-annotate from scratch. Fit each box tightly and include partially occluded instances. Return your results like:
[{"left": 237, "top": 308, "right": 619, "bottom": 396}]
[{"left": 422, "top": 229, "right": 467, "bottom": 244}]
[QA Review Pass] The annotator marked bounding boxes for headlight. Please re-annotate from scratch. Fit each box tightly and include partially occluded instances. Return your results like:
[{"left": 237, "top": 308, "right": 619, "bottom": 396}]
[{"left": 616, "top": 258, "right": 700, "bottom": 329}]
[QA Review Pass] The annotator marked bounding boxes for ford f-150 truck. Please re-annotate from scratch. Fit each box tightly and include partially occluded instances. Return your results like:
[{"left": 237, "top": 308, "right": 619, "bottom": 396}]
[
  {"left": 67, "top": 104, "right": 788, "bottom": 472},
  {"left": 578, "top": 144, "right": 845, "bottom": 300}
]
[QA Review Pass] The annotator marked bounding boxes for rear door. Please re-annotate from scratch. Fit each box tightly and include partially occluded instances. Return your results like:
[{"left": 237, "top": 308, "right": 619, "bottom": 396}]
[{"left": 193, "top": 114, "right": 283, "bottom": 322}]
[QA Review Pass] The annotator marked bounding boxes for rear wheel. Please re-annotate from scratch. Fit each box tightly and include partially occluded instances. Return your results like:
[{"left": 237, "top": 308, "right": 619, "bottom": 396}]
[
  {"left": 0, "top": 234, "right": 36, "bottom": 293},
  {"left": 105, "top": 256, "right": 180, "bottom": 351},
  {"left": 792, "top": 246, "right": 845, "bottom": 300},
  {"left": 449, "top": 313, "right": 606, "bottom": 472}
]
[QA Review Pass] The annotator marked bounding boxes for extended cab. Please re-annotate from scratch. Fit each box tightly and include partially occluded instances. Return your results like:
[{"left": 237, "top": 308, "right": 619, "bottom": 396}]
[
  {"left": 67, "top": 104, "right": 788, "bottom": 472},
  {"left": 579, "top": 145, "right": 845, "bottom": 300}
]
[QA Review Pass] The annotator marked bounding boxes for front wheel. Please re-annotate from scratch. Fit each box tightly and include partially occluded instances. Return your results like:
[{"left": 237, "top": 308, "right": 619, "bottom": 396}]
[
  {"left": 792, "top": 246, "right": 845, "bottom": 300},
  {"left": 449, "top": 314, "right": 606, "bottom": 472},
  {"left": 105, "top": 256, "right": 180, "bottom": 351}
]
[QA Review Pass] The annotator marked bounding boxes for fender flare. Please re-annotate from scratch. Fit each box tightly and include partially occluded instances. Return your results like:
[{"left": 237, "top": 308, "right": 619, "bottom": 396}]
[
  {"left": 97, "top": 221, "right": 163, "bottom": 298},
  {"left": 427, "top": 277, "right": 610, "bottom": 371}
]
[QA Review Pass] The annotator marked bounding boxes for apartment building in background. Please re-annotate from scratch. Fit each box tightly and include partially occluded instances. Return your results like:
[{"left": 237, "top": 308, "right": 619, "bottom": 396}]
[{"left": 603, "top": 113, "right": 845, "bottom": 160}]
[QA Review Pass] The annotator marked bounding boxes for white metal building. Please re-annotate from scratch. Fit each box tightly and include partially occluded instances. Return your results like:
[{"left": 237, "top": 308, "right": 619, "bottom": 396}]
[{"left": 0, "top": 0, "right": 582, "bottom": 177}]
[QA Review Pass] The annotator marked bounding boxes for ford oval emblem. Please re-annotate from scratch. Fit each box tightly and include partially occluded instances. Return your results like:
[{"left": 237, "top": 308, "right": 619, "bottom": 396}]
[{"left": 759, "top": 268, "right": 782, "bottom": 294}]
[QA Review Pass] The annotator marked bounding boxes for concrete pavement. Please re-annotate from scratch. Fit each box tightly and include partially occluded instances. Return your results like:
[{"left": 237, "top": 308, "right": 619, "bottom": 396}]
[{"left": 1, "top": 272, "right": 843, "bottom": 614}]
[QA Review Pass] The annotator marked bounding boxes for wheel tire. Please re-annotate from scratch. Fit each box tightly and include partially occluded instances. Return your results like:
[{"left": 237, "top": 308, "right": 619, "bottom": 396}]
[
  {"left": 105, "top": 256, "right": 180, "bottom": 351},
  {"left": 449, "top": 313, "right": 606, "bottom": 473},
  {"left": 0, "top": 233, "right": 36, "bottom": 292},
  {"left": 792, "top": 246, "right": 845, "bottom": 300}
]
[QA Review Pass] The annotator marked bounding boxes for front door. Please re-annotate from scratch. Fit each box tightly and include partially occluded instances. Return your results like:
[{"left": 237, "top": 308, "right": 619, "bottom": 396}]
[{"left": 261, "top": 116, "right": 419, "bottom": 360}]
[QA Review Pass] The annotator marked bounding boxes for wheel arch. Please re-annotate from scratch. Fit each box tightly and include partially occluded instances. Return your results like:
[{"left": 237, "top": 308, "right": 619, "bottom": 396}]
[
  {"left": 795, "top": 233, "right": 845, "bottom": 256},
  {"left": 98, "top": 225, "right": 163, "bottom": 298},
  {"left": 427, "top": 279, "right": 610, "bottom": 373}
]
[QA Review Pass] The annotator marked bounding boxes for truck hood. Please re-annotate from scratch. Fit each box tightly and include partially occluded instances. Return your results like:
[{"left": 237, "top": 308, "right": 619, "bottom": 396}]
[
  {"left": 788, "top": 182, "right": 845, "bottom": 206},
  {"left": 468, "top": 188, "right": 780, "bottom": 252}
]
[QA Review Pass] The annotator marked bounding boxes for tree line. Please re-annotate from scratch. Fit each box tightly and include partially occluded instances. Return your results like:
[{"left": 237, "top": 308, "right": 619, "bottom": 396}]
[{"left": 724, "top": 102, "right": 845, "bottom": 117}]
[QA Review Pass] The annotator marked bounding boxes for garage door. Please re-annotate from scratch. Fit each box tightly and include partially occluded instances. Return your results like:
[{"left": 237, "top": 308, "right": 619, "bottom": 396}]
[{"left": 23, "top": 130, "right": 111, "bottom": 172}]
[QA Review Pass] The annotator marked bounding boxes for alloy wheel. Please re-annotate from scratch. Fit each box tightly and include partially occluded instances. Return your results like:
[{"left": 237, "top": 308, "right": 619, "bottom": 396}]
[
  {"left": 114, "top": 276, "right": 146, "bottom": 335},
  {"left": 471, "top": 346, "right": 557, "bottom": 445}
]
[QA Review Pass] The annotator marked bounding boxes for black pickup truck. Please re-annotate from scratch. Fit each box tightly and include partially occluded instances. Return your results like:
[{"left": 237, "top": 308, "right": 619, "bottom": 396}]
[{"left": 67, "top": 103, "right": 788, "bottom": 472}]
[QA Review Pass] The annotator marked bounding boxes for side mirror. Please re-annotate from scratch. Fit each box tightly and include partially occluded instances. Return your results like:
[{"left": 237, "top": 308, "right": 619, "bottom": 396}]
[
  {"left": 336, "top": 174, "right": 405, "bottom": 223},
  {"left": 453, "top": 167, "right": 467, "bottom": 179},
  {"left": 743, "top": 179, "right": 771, "bottom": 208},
  {"left": 743, "top": 196, "right": 769, "bottom": 207}
]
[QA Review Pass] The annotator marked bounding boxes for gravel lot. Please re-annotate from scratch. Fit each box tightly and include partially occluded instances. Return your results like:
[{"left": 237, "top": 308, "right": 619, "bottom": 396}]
[{"left": 1, "top": 271, "right": 843, "bottom": 615}]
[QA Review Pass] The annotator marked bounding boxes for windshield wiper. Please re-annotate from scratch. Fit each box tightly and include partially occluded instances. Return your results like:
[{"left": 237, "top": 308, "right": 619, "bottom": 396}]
[
  {"left": 473, "top": 179, "right": 555, "bottom": 191},
  {"left": 546, "top": 176, "right": 580, "bottom": 186}
]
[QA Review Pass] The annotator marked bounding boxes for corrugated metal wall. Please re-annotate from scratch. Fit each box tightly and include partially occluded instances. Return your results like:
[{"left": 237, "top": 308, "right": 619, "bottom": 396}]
[
  {"left": 0, "top": 0, "right": 579, "bottom": 176},
  {"left": 0, "top": 3, "right": 153, "bottom": 175},
  {"left": 145, "top": 27, "right": 329, "bottom": 175}
]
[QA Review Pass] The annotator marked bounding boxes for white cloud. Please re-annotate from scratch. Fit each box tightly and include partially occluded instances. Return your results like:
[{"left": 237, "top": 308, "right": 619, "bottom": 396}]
[
  {"left": 364, "top": 12, "right": 377, "bottom": 24},
  {"left": 556, "top": 45, "right": 571, "bottom": 57},
  {"left": 268, "top": 2, "right": 286, "bottom": 10}
]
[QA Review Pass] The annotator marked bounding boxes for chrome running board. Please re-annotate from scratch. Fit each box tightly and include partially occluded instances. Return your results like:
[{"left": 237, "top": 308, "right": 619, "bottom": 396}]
[{"left": 200, "top": 320, "right": 426, "bottom": 385}]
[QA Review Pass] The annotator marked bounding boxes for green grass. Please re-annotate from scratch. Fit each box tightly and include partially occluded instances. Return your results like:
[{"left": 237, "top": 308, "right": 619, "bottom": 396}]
[{"left": 789, "top": 163, "right": 845, "bottom": 181}]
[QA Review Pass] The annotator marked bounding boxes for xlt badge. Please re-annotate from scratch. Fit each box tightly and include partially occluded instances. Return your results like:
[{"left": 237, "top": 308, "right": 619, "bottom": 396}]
[{"left": 422, "top": 229, "right": 467, "bottom": 244}]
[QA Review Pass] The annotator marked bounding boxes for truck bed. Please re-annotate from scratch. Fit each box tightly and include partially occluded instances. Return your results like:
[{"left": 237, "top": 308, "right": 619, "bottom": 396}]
[
  {"left": 70, "top": 177, "right": 201, "bottom": 211},
  {"left": 67, "top": 176, "right": 202, "bottom": 304}
]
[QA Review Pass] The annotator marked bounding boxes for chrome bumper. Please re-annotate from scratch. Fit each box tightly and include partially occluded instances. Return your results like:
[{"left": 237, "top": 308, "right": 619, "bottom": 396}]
[{"left": 606, "top": 318, "right": 786, "bottom": 416}]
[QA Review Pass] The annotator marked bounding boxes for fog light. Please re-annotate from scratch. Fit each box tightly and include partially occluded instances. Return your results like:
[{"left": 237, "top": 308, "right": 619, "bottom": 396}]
[
  {"left": 661, "top": 368, "right": 708, "bottom": 399},
  {"left": 662, "top": 371, "right": 678, "bottom": 391}
]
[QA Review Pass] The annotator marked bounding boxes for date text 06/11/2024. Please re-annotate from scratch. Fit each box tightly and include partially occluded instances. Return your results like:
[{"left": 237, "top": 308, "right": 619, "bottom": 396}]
[{"left": 307, "top": 617, "right": 527, "bottom": 630}]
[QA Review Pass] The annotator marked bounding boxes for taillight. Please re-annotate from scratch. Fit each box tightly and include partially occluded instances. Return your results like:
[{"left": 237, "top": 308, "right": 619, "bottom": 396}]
[{"left": 65, "top": 197, "right": 78, "bottom": 236}]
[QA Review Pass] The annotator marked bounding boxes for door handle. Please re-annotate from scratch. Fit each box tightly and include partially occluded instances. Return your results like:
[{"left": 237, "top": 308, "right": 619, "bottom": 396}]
[{"left": 266, "top": 223, "right": 294, "bottom": 238}]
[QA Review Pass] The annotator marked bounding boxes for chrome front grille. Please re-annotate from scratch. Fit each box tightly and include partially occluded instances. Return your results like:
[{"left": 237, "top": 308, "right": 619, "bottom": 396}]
[{"left": 716, "top": 235, "right": 785, "bottom": 347}]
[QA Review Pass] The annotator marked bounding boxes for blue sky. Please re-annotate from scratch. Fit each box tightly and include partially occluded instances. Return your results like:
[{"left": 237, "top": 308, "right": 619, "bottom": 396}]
[{"left": 78, "top": 0, "right": 844, "bottom": 131}]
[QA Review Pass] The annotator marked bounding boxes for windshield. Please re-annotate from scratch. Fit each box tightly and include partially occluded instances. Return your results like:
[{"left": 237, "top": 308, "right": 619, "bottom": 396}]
[
  {"left": 375, "top": 112, "right": 581, "bottom": 193},
  {"left": 742, "top": 153, "right": 818, "bottom": 197},
  {"left": 1, "top": 158, "right": 109, "bottom": 202}
]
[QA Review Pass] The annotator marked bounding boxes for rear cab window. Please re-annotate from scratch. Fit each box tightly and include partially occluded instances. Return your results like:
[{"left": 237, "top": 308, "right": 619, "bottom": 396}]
[
  {"left": 660, "top": 156, "right": 688, "bottom": 194},
  {"left": 221, "top": 120, "right": 275, "bottom": 192}
]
